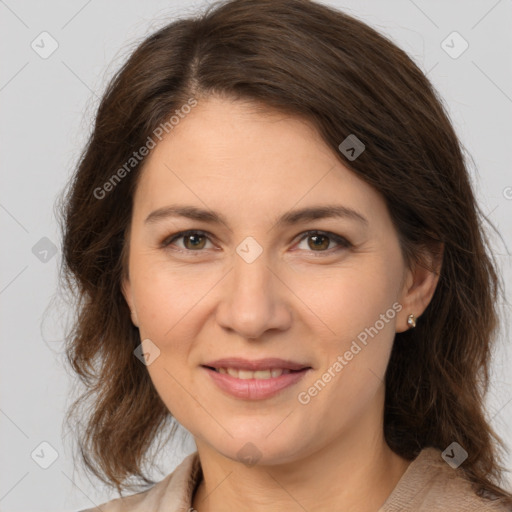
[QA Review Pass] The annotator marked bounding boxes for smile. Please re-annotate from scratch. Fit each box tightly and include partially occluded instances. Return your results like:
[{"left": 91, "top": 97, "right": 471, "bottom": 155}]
[
  {"left": 211, "top": 367, "right": 295, "bottom": 379},
  {"left": 201, "top": 358, "right": 312, "bottom": 400}
]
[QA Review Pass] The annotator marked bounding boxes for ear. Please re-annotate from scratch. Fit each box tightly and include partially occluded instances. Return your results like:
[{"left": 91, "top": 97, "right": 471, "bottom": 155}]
[
  {"left": 121, "top": 276, "right": 140, "bottom": 328},
  {"left": 396, "top": 243, "right": 443, "bottom": 333}
]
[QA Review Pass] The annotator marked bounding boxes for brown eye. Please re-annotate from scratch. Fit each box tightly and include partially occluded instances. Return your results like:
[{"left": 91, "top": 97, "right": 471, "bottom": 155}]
[
  {"left": 162, "top": 230, "right": 213, "bottom": 251},
  {"left": 183, "top": 233, "right": 207, "bottom": 250},
  {"left": 296, "top": 231, "right": 352, "bottom": 253},
  {"left": 307, "top": 234, "right": 330, "bottom": 251}
]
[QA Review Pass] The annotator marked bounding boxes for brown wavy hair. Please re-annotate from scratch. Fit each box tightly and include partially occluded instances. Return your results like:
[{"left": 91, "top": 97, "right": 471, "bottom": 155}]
[{"left": 57, "top": 0, "right": 512, "bottom": 503}]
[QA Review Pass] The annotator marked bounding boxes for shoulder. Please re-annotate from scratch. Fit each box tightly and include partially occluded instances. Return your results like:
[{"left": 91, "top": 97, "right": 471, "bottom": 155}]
[
  {"left": 380, "top": 447, "right": 512, "bottom": 512},
  {"left": 76, "top": 452, "right": 200, "bottom": 512}
]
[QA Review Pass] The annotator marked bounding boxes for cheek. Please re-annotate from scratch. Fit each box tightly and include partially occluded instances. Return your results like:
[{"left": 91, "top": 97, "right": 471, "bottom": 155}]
[
  {"left": 129, "top": 266, "right": 207, "bottom": 423},
  {"left": 131, "top": 259, "right": 211, "bottom": 341},
  {"left": 292, "top": 256, "right": 401, "bottom": 408},
  {"left": 291, "top": 257, "right": 402, "bottom": 343}
]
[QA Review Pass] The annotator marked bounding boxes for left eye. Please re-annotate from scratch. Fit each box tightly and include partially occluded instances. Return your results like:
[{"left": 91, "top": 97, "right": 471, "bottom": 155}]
[
  {"left": 161, "top": 230, "right": 351, "bottom": 253},
  {"left": 295, "top": 230, "right": 351, "bottom": 253}
]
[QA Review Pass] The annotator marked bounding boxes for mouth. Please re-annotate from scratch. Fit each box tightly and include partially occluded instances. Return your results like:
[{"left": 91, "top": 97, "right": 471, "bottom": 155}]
[
  {"left": 204, "top": 366, "right": 305, "bottom": 379},
  {"left": 201, "top": 358, "right": 312, "bottom": 400}
]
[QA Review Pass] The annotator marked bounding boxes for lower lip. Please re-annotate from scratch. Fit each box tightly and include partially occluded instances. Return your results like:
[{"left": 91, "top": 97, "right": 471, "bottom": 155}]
[{"left": 203, "top": 366, "right": 310, "bottom": 400}]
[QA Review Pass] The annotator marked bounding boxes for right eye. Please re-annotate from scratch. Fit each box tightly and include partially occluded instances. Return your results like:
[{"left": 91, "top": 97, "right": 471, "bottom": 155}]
[{"left": 161, "top": 230, "right": 215, "bottom": 252}]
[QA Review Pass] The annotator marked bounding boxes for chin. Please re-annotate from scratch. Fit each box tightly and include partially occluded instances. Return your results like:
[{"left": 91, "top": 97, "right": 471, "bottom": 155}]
[{"left": 205, "top": 430, "right": 309, "bottom": 467}]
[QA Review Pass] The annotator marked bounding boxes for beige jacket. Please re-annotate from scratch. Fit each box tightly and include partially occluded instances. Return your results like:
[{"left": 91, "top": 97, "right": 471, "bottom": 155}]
[{"left": 78, "top": 447, "right": 512, "bottom": 511}]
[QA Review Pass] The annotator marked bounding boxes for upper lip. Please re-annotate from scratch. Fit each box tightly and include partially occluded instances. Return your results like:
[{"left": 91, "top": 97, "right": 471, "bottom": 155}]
[{"left": 203, "top": 358, "right": 311, "bottom": 371}]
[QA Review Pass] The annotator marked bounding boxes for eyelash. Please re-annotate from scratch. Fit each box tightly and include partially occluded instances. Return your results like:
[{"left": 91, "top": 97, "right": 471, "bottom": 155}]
[{"left": 161, "top": 229, "right": 352, "bottom": 256}]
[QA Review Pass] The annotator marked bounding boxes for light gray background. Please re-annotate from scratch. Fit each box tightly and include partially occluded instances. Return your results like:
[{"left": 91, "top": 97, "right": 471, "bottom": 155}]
[{"left": 1, "top": 1, "right": 511, "bottom": 510}]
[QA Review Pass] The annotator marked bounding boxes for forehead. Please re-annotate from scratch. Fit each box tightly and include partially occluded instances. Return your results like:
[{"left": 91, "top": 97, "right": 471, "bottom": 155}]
[{"left": 132, "top": 97, "right": 385, "bottom": 226}]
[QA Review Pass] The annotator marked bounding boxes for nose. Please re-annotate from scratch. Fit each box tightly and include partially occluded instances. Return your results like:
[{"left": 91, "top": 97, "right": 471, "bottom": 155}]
[{"left": 215, "top": 250, "right": 293, "bottom": 340}]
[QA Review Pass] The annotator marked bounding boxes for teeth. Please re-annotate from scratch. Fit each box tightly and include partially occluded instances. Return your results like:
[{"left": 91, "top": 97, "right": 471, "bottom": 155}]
[
  {"left": 238, "top": 370, "right": 255, "bottom": 379},
  {"left": 254, "top": 370, "right": 271, "bottom": 379},
  {"left": 215, "top": 368, "right": 293, "bottom": 379},
  {"left": 226, "top": 368, "right": 239, "bottom": 378}
]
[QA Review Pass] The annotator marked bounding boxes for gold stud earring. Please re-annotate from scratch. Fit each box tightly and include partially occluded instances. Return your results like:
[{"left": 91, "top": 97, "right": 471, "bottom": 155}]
[{"left": 407, "top": 314, "right": 416, "bottom": 329}]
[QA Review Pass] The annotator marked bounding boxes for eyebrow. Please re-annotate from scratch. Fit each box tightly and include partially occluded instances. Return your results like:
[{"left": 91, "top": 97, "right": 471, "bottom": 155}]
[{"left": 145, "top": 204, "right": 368, "bottom": 229}]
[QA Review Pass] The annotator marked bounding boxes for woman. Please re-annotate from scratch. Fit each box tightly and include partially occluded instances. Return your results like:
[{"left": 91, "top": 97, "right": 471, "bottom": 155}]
[{"left": 59, "top": 0, "right": 512, "bottom": 510}]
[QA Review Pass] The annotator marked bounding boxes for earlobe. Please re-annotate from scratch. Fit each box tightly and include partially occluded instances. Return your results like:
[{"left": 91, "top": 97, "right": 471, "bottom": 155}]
[{"left": 396, "top": 245, "right": 443, "bottom": 333}]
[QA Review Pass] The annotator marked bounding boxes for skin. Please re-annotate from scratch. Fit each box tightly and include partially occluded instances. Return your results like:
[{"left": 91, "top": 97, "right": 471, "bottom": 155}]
[{"left": 122, "top": 96, "right": 441, "bottom": 512}]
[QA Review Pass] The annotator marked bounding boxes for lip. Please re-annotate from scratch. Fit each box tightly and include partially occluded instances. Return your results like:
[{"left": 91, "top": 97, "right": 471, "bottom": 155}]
[
  {"left": 202, "top": 358, "right": 311, "bottom": 400},
  {"left": 203, "top": 357, "right": 310, "bottom": 371}
]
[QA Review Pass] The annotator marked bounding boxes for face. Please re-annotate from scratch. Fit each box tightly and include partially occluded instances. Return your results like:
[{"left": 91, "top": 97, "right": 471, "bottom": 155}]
[{"left": 122, "top": 96, "right": 430, "bottom": 466}]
